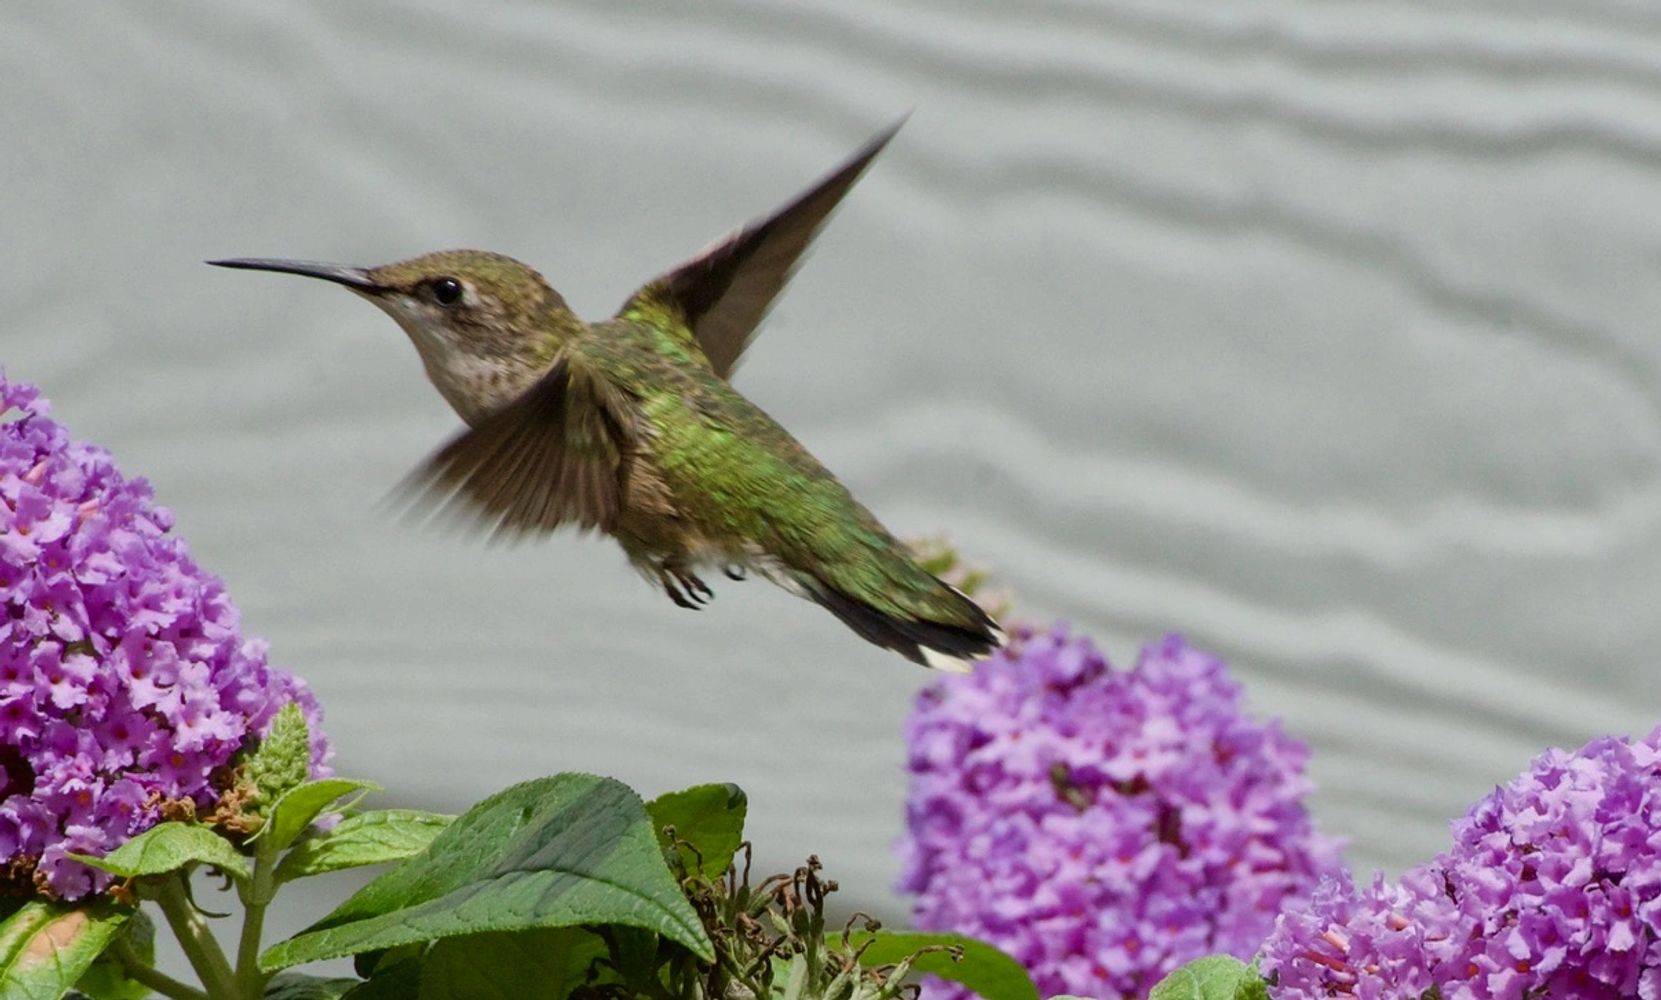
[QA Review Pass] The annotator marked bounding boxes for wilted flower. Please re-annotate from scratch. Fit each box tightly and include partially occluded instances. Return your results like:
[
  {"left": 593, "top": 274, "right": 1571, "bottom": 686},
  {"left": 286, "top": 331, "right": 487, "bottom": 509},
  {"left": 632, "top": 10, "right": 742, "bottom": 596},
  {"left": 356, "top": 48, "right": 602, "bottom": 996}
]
[
  {"left": 0, "top": 373, "right": 328, "bottom": 899},
  {"left": 1261, "top": 729, "right": 1661, "bottom": 999},
  {"left": 899, "top": 624, "right": 1340, "bottom": 1000}
]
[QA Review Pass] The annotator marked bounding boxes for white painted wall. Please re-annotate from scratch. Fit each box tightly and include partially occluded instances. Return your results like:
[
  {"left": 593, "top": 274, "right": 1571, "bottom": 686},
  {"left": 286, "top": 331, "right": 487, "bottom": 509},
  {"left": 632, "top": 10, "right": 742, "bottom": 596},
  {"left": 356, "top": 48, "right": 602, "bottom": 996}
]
[{"left": 5, "top": 0, "right": 1660, "bottom": 976}]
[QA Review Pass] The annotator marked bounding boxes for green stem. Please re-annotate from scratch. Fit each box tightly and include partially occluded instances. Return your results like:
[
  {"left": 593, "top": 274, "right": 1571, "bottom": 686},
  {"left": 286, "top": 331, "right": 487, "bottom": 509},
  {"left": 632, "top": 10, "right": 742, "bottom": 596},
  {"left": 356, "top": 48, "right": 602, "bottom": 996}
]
[
  {"left": 234, "top": 900, "right": 267, "bottom": 997},
  {"left": 112, "top": 933, "right": 211, "bottom": 1000},
  {"left": 154, "top": 874, "right": 240, "bottom": 1000},
  {"left": 235, "top": 842, "right": 278, "bottom": 997}
]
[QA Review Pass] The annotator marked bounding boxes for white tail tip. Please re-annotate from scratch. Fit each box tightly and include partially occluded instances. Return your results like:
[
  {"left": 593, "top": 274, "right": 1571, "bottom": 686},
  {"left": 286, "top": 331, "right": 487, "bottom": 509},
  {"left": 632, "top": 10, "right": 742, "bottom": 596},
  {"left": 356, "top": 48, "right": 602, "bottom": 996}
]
[{"left": 920, "top": 647, "right": 976, "bottom": 673}]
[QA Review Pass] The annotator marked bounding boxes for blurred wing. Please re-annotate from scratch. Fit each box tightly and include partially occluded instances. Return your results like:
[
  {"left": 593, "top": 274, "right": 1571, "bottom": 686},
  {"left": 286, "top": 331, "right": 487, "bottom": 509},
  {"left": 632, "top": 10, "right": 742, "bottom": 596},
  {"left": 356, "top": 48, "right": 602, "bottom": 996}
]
[
  {"left": 401, "top": 355, "right": 634, "bottom": 538},
  {"left": 621, "top": 120, "right": 902, "bottom": 379}
]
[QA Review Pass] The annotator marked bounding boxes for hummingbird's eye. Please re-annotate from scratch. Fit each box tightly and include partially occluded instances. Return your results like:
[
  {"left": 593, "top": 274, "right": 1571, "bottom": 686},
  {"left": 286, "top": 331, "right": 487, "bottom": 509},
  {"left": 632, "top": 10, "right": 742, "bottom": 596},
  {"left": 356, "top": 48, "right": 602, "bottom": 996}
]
[{"left": 429, "top": 277, "right": 464, "bottom": 305}]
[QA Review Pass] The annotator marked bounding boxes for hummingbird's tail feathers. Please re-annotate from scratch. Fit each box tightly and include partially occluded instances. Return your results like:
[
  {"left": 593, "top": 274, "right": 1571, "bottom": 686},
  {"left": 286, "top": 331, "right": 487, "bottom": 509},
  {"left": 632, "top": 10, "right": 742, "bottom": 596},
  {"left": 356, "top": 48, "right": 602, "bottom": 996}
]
[
  {"left": 791, "top": 571, "right": 1003, "bottom": 671},
  {"left": 940, "top": 579, "right": 1010, "bottom": 650}
]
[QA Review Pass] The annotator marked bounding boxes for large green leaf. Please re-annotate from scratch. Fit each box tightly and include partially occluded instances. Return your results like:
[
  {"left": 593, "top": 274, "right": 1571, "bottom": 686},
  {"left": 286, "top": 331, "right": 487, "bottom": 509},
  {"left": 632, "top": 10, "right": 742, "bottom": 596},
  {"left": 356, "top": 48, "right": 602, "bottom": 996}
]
[
  {"left": 0, "top": 901, "right": 131, "bottom": 1000},
  {"left": 261, "top": 773, "right": 713, "bottom": 971},
  {"left": 418, "top": 927, "right": 608, "bottom": 1000},
  {"left": 264, "top": 971, "right": 361, "bottom": 999},
  {"left": 260, "top": 779, "right": 378, "bottom": 855},
  {"left": 341, "top": 957, "right": 421, "bottom": 1000},
  {"left": 846, "top": 931, "right": 1037, "bottom": 1000},
  {"left": 353, "top": 943, "right": 424, "bottom": 981},
  {"left": 276, "top": 810, "right": 453, "bottom": 884},
  {"left": 71, "top": 822, "right": 250, "bottom": 883},
  {"left": 645, "top": 783, "right": 746, "bottom": 879},
  {"left": 604, "top": 925, "right": 661, "bottom": 993},
  {"left": 72, "top": 910, "right": 153, "bottom": 1000},
  {"left": 1147, "top": 955, "right": 1265, "bottom": 1000}
]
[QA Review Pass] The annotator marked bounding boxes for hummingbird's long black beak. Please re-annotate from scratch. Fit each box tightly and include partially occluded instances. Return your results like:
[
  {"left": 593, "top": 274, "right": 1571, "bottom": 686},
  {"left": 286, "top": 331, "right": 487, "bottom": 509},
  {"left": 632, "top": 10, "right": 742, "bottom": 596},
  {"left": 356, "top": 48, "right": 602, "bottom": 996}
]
[{"left": 206, "top": 258, "right": 384, "bottom": 292}]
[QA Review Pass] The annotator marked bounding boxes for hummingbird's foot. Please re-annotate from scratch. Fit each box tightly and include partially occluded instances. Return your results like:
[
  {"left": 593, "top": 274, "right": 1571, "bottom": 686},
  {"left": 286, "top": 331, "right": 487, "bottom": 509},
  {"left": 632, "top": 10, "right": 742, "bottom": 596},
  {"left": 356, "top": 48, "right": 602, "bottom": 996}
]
[
  {"left": 683, "top": 571, "right": 713, "bottom": 602},
  {"left": 723, "top": 564, "right": 747, "bottom": 581},
  {"left": 658, "top": 565, "right": 713, "bottom": 610}
]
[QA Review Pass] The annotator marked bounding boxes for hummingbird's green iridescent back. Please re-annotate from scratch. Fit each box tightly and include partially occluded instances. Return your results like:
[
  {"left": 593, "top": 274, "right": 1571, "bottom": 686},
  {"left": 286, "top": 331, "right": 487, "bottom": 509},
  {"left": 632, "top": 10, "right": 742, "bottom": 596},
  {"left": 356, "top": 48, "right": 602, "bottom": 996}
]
[{"left": 581, "top": 309, "right": 996, "bottom": 654}]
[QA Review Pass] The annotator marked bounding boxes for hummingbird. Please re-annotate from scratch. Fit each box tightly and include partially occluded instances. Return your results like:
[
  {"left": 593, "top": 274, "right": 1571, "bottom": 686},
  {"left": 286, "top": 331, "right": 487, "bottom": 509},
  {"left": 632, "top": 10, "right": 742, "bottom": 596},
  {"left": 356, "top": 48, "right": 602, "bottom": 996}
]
[{"left": 209, "top": 123, "right": 1003, "bottom": 669}]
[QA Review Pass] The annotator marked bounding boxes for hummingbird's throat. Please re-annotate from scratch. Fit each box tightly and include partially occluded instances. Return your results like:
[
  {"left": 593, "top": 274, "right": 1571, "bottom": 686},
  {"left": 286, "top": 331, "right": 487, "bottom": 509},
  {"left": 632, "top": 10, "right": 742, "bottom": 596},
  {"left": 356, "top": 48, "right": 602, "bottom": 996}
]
[{"left": 367, "top": 294, "right": 533, "bottom": 426}]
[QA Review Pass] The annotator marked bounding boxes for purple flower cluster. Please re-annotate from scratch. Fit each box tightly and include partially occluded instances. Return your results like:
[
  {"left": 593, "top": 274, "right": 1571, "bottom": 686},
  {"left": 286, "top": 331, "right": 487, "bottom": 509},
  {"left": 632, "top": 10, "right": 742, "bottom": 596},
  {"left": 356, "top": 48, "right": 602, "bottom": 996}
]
[
  {"left": 0, "top": 374, "right": 328, "bottom": 899},
  {"left": 1262, "top": 730, "right": 1661, "bottom": 1000},
  {"left": 899, "top": 624, "right": 1341, "bottom": 1000}
]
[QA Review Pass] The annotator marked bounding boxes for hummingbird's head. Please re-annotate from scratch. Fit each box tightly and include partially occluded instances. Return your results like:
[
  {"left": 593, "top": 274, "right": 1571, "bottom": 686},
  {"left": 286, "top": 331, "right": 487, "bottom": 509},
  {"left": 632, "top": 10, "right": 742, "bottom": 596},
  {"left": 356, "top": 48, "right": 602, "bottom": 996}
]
[
  {"left": 210, "top": 250, "right": 580, "bottom": 423},
  {"left": 361, "top": 250, "right": 563, "bottom": 333}
]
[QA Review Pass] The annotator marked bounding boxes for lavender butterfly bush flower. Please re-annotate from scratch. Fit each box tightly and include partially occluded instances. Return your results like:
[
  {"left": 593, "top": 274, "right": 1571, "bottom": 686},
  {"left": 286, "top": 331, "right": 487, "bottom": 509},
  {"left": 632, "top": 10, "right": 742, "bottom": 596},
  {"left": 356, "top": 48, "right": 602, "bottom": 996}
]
[
  {"left": 0, "top": 374, "right": 328, "bottom": 900},
  {"left": 1262, "top": 729, "right": 1661, "bottom": 1000},
  {"left": 899, "top": 624, "right": 1341, "bottom": 1000}
]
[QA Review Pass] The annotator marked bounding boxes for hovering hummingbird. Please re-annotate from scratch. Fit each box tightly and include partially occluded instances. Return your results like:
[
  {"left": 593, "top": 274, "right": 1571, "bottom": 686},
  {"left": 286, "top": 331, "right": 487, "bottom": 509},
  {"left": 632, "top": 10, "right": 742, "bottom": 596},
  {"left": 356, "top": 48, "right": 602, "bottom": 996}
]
[{"left": 210, "top": 122, "right": 1002, "bottom": 669}]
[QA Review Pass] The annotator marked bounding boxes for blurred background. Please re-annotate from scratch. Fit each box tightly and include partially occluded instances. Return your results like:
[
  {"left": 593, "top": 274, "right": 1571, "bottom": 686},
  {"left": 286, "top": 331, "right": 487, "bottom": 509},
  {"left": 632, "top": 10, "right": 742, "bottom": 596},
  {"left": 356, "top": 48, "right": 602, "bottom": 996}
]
[{"left": 5, "top": 0, "right": 1661, "bottom": 976}]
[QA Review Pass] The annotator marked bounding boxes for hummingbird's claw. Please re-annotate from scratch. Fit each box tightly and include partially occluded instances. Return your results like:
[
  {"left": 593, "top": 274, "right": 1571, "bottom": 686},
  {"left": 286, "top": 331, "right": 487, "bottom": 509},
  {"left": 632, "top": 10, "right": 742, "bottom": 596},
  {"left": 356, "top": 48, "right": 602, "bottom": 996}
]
[
  {"left": 659, "top": 564, "right": 713, "bottom": 610},
  {"left": 663, "top": 582, "right": 701, "bottom": 610},
  {"left": 724, "top": 565, "right": 747, "bottom": 582}
]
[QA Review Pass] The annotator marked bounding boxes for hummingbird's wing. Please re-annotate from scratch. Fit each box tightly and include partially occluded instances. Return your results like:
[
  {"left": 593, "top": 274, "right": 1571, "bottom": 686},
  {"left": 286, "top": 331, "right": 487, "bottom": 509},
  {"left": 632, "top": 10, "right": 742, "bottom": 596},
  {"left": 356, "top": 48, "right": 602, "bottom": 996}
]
[
  {"left": 618, "top": 120, "right": 902, "bottom": 379},
  {"left": 401, "top": 354, "right": 634, "bottom": 538}
]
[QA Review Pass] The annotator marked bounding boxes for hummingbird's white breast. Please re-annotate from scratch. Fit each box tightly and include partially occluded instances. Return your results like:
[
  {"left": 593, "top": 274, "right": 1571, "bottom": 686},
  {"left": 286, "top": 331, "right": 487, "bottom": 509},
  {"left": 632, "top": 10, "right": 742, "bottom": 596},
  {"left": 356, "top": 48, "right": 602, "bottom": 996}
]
[{"left": 365, "top": 290, "right": 539, "bottom": 427}]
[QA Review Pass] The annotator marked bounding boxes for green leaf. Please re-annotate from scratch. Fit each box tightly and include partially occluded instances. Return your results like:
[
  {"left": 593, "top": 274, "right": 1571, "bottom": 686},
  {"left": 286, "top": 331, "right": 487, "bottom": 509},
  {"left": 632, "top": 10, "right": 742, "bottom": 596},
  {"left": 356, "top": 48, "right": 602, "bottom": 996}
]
[
  {"left": 71, "top": 822, "right": 251, "bottom": 883},
  {"left": 276, "top": 810, "right": 453, "bottom": 884},
  {"left": 247, "top": 703, "right": 314, "bottom": 806},
  {"left": 0, "top": 901, "right": 131, "bottom": 1000},
  {"left": 264, "top": 971, "right": 361, "bottom": 999},
  {"left": 72, "top": 910, "right": 153, "bottom": 1000},
  {"left": 1237, "top": 965, "right": 1271, "bottom": 1000},
  {"left": 845, "top": 931, "right": 1037, "bottom": 1000},
  {"left": 260, "top": 778, "right": 379, "bottom": 855},
  {"left": 782, "top": 953, "right": 808, "bottom": 1000},
  {"left": 1147, "top": 955, "right": 1262, "bottom": 1000},
  {"left": 645, "top": 783, "right": 746, "bottom": 879},
  {"left": 603, "top": 925, "right": 658, "bottom": 992},
  {"left": 261, "top": 773, "right": 714, "bottom": 971},
  {"left": 418, "top": 927, "right": 608, "bottom": 1000},
  {"left": 342, "top": 957, "right": 421, "bottom": 1000},
  {"left": 353, "top": 943, "right": 425, "bottom": 981}
]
